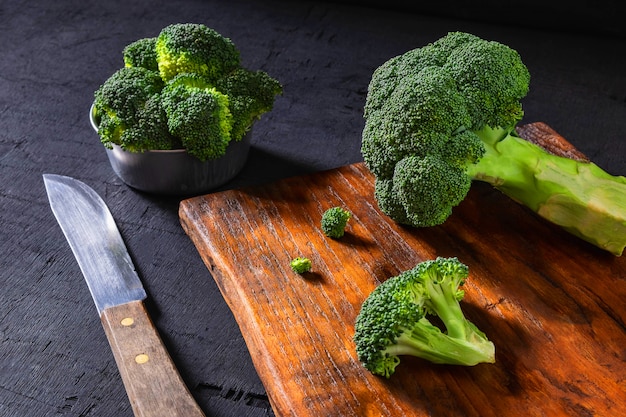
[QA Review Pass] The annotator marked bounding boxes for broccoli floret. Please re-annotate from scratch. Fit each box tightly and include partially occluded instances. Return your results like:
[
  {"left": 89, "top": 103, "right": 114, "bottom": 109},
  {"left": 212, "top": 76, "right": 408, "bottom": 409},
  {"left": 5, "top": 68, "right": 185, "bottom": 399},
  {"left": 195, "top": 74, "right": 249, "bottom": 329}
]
[
  {"left": 353, "top": 257, "right": 495, "bottom": 378},
  {"left": 93, "top": 66, "right": 173, "bottom": 150},
  {"left": 160, "top": 73, "right": 233, "bottom": 161},
  {"left": 118, "top": 94, "right": 179, "bottom": 152},
  {"left": 123, "top": 37, "right": 159, "bottom": 71},
  {"left": 155, "top": 23, "right": 240, "bottom": 83},
  {"left": 215, "top": 68, "right": 283, "bottom": 141},
  {"left": 321, "top": 207, "right": 352, "bottom": 238},
  {"left": 290, "top": 257, "right": 312, "bottom": 274},
  {"left": 362, "top": 31, "right": 626, "bottom": 256}
]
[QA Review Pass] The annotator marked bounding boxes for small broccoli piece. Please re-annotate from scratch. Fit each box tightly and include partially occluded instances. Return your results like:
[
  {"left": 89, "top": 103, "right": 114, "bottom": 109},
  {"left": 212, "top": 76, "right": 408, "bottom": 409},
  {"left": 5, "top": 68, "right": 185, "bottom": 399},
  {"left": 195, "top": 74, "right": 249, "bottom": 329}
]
[
  {"left": 93, "top": 66, "right": 174, "bottom": 150},
  {"left": 290, "top": 257, "right": 312, "bottom": 274},
  {"left": 354, "top": 257, "right": 495, "bottom": 378},
  {"left": 321, "top": 207, "right": 352, "bottom": 238},
  {"left": 362, "top": 31, "right": 626, "bottom": 255},
  {"left": 155, "top": 23, "right": 240, "bottom": 83},
  {"left": 123, "top": 37, "right": 159, "bottom": 72},
  {"left": 215, "top": 68, "right": 283, "bottom": 141},
  {"left": 160, "top": 73, "right": 233, "bottom": 161}
]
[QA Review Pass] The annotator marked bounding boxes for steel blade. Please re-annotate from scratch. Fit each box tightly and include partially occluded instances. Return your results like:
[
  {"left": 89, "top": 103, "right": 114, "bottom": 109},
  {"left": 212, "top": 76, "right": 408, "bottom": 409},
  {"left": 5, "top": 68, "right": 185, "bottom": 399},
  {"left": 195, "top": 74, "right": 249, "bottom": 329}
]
[{"left": 43, "top": 174, "right": 146, "bottom": 314}]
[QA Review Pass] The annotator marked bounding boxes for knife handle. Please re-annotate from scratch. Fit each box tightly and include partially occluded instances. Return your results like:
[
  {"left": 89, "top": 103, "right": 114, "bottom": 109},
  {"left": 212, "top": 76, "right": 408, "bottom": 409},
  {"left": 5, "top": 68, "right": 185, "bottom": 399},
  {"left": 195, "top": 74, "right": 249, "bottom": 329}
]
[{"left": 100, "top": 300, "right": 206, "bottom": 417}]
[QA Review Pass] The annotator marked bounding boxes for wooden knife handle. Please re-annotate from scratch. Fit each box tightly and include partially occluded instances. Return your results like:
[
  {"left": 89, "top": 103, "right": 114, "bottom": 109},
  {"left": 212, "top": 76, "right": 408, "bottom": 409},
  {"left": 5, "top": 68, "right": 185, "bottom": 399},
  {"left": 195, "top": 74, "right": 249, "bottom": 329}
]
[{"left": 100, "top": 300, "right": 206, "bottom": 417}]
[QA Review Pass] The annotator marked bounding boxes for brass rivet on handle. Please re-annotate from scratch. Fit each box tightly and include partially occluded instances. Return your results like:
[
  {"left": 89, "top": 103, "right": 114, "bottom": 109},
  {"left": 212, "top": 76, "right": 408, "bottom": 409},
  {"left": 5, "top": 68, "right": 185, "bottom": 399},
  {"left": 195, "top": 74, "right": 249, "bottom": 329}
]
[
  {"left": 121, "top": 317, "right": 134, "bottom": 327},
  {"left": 135, "top": 354, "right": 149, "bottom": 364}
]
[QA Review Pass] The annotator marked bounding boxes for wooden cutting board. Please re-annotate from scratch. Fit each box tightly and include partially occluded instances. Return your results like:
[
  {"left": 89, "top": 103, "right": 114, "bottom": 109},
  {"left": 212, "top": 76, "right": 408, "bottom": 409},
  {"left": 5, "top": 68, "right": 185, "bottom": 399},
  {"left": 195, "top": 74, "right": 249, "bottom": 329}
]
[{"left": 179, "top": 123, "right": 626, "bottom": 417}]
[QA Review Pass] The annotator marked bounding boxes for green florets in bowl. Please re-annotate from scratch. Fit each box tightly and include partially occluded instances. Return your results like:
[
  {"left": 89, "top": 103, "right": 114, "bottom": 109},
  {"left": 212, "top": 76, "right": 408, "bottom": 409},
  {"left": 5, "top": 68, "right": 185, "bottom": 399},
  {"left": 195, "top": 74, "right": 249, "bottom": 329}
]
[{"left": 91, "top": 23, "right": 283, "bottom": 195}]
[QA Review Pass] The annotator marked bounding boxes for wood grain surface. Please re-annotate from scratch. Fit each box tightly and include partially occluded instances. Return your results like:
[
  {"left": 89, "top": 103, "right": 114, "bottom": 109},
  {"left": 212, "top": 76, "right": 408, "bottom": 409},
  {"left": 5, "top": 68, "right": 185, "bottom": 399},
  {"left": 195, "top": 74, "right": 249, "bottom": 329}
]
[
  {"left": 101, "top": 300, "right": 206, "bottom": 417},
  {"left": 179, "top": 123, "right": 626, "bottom": 417}
]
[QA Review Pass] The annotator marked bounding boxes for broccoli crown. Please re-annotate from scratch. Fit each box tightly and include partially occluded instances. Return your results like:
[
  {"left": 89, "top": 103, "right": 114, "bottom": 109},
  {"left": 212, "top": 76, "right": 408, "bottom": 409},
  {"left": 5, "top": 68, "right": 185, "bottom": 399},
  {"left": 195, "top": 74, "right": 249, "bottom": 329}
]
[
  {"left": 361, "top": 31, "right": 530, "bottom": 227},
  {"left": 391, "top": 154, "right": 472, "bottom": 227},
  {"left": 123, "top": 37, "right": 159, "bottom": 72},
  {"left": 354, "top": 257, "right": 495, "bottom": 377},
  {"left": 93, "top": 66, "right": 168, "bottom": 149},
  {"left": 290, "top": 257, "right": 312, "bottom": 274},
  {"left": 321, "top": 207, "right": 352, "bottom": 238},
  {"left": 215, "top": 68, "right": 283, "bottom": 141},
  {"left": 161, "top": 73, "right": 233, "bottom": 161},
  {"left": 155, "top": 23, "right": 240, "bottom": 83}
]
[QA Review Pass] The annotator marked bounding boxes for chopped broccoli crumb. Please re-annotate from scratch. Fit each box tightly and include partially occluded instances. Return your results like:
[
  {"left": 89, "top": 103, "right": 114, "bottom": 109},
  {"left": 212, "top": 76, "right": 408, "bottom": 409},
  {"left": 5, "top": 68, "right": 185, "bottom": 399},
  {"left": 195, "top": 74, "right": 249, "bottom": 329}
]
[{"left": 290, "top": 257, "right": 312, "bottom": 274}]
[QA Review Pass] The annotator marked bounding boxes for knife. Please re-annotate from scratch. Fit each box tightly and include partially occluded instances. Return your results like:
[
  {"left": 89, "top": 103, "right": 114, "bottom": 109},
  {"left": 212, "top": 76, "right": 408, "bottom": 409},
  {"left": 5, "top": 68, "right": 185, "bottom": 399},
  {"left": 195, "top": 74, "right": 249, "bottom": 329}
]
[{"left": 43, "top": 174, "right": 205, "bottom": 417}]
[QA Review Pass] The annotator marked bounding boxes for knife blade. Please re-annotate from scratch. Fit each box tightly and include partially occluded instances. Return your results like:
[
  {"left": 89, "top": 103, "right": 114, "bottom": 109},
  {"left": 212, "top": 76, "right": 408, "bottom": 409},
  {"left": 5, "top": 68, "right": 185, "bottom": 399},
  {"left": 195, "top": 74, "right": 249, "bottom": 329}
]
[{"left": 43, "top": 174, "right": 205, "bottom": 417}]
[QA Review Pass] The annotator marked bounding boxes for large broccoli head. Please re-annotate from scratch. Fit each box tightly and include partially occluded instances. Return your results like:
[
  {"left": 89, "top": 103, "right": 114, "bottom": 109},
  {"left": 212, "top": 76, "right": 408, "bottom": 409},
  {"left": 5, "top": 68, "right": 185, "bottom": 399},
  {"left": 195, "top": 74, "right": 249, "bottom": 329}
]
[
  {"left": 361, "top": 32, "right": 530, "bottom": 228},
  {"left": 362, "top": 32, "right": 626, "bottom": 256},
  {"left": 155, "top": 23, "right": 240, "bottom": 83}
]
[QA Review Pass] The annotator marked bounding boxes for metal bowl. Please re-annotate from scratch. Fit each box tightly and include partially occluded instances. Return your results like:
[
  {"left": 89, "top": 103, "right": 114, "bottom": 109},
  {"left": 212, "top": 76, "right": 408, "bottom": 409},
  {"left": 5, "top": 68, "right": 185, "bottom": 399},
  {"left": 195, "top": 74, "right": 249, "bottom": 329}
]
[{"left": 89, "top": 105, "right": 250, "bottom": 196}]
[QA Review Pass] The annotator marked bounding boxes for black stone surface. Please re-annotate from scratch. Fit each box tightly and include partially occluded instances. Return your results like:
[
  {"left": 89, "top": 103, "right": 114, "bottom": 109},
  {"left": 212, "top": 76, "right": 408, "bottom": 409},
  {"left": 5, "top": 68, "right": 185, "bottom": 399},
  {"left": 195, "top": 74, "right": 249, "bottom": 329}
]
[{"left": 1, "top": 1, "right": 624, "bottom": 416}]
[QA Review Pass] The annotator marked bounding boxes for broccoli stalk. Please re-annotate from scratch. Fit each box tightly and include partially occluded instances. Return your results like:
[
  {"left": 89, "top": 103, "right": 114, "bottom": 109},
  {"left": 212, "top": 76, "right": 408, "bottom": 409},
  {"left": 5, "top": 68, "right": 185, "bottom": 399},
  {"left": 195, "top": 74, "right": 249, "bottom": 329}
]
[
  {"left": 387, "top": 317, "right": 493, "bottom": 368},
  {"left": 354, "top": 257, "right": 495, "bottom": 378},
  {"left": 361, "top": 31, "right": 626, "bottom": 256},
  {"left": 467, "top": 126, "right": 626, "bottom": 255}
]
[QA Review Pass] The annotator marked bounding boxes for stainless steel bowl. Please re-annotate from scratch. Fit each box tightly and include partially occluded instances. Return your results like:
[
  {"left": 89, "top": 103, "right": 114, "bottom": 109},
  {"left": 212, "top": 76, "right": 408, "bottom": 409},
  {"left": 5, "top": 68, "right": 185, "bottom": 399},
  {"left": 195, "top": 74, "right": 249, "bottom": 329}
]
[{"left": 90, "top": 105, "right": 250, "bottom": 196}]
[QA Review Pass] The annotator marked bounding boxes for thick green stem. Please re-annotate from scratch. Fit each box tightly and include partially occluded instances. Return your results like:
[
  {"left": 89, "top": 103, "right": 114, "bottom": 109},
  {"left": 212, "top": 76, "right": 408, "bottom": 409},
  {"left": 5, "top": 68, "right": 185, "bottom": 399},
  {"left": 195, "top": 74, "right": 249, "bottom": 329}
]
[
  {"left": 467, "top": 127, "right": 626, "bottom": 255},
  {"left": 423, "top": 279, "right": 467, "bottom": 340},
  {"left": 387, "top": 319, "right": 495, "bottom": 366}
]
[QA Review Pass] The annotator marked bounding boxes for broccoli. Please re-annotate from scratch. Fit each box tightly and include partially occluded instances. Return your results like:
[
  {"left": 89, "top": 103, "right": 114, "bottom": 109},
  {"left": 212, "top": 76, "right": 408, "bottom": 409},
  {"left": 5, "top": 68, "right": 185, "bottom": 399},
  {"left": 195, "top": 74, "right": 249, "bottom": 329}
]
[
  {"left": 321, "top": 207, "right": 352, "bottom": 238},
  {"left": 118, "top": 93, "right": 179, "bottom": 152},
  {"left": 123, "top": 37, "right": 159, "bottom": 72},
  {"left": 215, "top": 68, "right": 283, "bottom": 141},
  {"left": 155, "top": 23, "right": 240, "bottom": 83},
  {"left": 93, "top": 66, "right": 175, "bottom": 151},
  {"left": 361, "top": 31, "right": 626, "bottom": 256},
  {"left": 161, "top": 73, "right": 233, "bottom": 161},
  {"left": 353, "top": 257, "right": 495, "bottom": 378},
  {"left": 93, "top": 23, "right": 282, "bottom": 161},
  {"left": 290, "top": 257, "right": 312, "bottom": 274}
]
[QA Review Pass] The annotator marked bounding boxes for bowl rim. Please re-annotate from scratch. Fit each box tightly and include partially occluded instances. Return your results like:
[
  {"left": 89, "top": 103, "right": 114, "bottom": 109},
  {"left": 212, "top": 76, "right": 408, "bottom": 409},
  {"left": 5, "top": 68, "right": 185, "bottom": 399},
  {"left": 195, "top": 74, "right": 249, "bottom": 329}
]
[{"left": 89, "top": 103, "right": 188, "bottom": 154}]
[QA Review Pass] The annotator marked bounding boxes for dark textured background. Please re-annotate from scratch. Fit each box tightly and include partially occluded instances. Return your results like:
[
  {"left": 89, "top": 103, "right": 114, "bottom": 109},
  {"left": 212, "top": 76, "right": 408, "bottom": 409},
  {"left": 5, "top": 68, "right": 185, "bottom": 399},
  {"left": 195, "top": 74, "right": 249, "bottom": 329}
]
[{"left": 1, "top": 0, "right": 624, "bottom": 416}]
